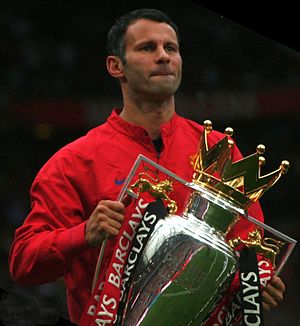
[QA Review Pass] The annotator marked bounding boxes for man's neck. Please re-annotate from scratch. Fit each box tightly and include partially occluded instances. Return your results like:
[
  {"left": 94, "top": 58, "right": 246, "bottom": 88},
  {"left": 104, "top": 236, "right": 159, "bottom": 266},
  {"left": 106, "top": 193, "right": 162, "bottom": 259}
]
[{"left": 120, "top": 97, "right": 175, "bottom": 140}]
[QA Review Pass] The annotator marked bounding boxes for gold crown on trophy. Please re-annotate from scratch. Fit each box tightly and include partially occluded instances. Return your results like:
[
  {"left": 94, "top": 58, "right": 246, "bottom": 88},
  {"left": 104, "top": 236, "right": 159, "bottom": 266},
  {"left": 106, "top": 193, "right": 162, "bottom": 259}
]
[{"left": 191, "top": 120, "right": 290, "bottom": 209}]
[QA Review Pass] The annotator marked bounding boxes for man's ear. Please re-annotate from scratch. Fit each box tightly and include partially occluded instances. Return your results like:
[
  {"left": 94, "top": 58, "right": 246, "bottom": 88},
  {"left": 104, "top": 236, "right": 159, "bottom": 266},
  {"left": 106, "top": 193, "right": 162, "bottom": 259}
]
[{"left": 106, "top": 55, "right": 125, "bottom": 79}]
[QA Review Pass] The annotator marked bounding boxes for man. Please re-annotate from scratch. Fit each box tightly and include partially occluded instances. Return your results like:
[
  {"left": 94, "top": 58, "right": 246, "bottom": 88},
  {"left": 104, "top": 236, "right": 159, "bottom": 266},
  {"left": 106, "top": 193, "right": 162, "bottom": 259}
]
[{"left": 9, "top": 8, "right": 285, "bottom": 325}]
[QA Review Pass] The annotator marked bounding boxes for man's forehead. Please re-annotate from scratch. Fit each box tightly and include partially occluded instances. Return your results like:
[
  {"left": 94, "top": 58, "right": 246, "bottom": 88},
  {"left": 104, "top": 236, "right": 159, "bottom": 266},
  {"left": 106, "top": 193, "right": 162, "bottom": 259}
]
[{"left": 125, "top": 19, "right": 178, "bottom": 45}]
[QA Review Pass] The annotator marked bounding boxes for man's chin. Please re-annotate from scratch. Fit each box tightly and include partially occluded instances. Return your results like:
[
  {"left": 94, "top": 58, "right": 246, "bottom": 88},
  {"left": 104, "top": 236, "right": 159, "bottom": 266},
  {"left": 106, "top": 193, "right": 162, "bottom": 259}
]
[
  {"left": 146, "top": 90, "right": 178, "bottom": 102},
  {"left": 150, "top": 82, "right": 180, "bottom": 96}
]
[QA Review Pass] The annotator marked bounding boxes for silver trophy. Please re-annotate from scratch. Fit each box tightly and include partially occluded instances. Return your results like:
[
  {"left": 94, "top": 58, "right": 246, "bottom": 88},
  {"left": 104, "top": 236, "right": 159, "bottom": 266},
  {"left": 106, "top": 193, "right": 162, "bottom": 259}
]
[{"left": 93, "top": 120, "right": 297, "bottom": 325}]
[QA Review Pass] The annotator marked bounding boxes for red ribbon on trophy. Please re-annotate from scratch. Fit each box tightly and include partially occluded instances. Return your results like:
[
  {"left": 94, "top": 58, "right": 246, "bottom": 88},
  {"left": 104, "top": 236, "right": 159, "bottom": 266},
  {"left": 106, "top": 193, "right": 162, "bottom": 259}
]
[{"left": 79, "top": 193, "right": 167, "bottom": 326}]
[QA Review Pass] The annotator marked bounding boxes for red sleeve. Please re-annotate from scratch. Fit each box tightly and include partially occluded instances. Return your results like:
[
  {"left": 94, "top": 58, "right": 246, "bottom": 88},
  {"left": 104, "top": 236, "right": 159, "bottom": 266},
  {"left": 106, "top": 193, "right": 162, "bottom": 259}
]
[{"left": 9, "top": 150, "right": 93, "bottom": 285}]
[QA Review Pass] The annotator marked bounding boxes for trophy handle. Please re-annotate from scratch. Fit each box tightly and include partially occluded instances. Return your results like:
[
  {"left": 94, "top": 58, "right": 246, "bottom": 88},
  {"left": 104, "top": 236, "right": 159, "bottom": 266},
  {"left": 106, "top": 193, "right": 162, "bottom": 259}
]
[{"left": 242, "top": 213, "right": 297, "bottom": 275}]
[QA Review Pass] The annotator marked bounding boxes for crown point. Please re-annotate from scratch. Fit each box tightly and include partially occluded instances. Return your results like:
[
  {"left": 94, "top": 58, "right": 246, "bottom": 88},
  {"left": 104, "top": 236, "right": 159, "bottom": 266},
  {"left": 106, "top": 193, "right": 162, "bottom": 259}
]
[
  {"left": 203, "top": 120, "right": 212, "bottom": 133},
  {"left": 228, "top": 139, "right": 234, "bottom": 148},
  {"left": 259, "top": 156, "right": 266, "bottom": 167},
  {"left": 256, "top": 144, "right": 265, "bottom": 155},
  {"left": 225, "top": 127, "right": 234, "bottom": 137},
  {"left": 280, "top": 160, "right": 290, "bottom": 174}
]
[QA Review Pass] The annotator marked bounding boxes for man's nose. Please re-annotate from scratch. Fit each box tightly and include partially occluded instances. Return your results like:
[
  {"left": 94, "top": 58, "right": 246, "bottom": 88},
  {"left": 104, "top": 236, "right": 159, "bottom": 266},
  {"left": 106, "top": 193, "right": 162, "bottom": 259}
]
[{"left": 155, "top": 47, "right": 171, "bottom": 63}]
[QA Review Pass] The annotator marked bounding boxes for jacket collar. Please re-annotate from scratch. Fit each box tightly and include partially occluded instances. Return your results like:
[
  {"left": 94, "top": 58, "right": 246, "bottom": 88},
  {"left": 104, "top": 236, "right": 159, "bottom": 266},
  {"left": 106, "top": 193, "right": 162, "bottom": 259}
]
[{"left": 107, "top": 108, "right": 180, "bottom": 140}]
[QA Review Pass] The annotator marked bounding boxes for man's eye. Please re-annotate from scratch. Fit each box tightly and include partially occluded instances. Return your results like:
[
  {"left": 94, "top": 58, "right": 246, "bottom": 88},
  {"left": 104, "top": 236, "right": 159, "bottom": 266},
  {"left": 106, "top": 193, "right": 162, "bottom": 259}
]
[
  {"left": 142, "top": 45, "right": 153, "bottom": 51},
  {"left": 166, "top": 46, "right": 176, "bottom": 52}
]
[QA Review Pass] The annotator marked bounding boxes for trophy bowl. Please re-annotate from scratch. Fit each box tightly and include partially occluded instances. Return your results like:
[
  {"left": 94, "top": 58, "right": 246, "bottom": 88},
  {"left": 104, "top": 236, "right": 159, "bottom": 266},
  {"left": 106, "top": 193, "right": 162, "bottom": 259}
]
[{"left": 122, "top": 185, "right": 239, "bottom": 326}]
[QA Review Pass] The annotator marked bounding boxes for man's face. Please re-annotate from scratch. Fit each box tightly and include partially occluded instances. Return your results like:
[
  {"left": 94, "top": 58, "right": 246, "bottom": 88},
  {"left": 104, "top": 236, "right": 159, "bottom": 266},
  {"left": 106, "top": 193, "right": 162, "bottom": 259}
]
[{"left": 121, "top": 19, "right": 182, "bottom": 101}]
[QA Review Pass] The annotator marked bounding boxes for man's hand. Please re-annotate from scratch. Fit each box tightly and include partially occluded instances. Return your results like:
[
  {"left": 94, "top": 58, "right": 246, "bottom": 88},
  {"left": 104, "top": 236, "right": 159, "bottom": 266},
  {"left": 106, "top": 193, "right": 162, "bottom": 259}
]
[
  {"left": 85, "top": 200, "right": 125, "bottom": 247},
  {"left": 262, "top": 275, "right": 285, "bottom": 311}
]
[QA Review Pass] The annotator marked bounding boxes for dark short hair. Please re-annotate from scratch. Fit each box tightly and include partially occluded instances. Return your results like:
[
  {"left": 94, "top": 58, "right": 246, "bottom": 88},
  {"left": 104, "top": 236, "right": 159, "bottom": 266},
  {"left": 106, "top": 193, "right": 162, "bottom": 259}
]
[{"left": 107, "top": 8, "right": 180, "bottom": 63}]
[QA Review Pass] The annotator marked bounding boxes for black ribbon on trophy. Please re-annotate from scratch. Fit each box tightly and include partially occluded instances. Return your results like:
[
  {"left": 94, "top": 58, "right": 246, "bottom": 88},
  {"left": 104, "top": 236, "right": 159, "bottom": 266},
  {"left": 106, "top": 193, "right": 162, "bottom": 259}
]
[
  {"left": 223, "top": 247, "right": 264, "bottom": 326},
  {"left": 239, "top": 247, "right": 264, "bottom": 325}
]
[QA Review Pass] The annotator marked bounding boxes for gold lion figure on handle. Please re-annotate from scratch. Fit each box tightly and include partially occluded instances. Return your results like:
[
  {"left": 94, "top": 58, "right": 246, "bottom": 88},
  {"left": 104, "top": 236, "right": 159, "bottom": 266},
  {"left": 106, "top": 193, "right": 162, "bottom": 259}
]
[
  {"left": 129, "top": 172, "right": 177, "bottom": 214},
  {"left": 227, "top": 228, "right": 285, "bottom": 267}
]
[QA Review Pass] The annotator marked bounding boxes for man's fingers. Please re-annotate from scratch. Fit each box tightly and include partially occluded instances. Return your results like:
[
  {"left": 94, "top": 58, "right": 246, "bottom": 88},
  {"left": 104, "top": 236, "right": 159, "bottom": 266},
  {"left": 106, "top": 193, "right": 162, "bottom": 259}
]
[
  {"left": 261, "top": 276, "right": 285, "bottom": 312},
  {"left": 85, "top": 200, "right": 126, "bottom": 247},
  {"left": 96, "top": 200, "right": 125, "bottom": 221},
  {"left": 99, "top": 223, "right": 120, "bottom": 238},
  {"left": 270, "top": 276, "right": 286, "bottom": 292},
  {"left": 100, "top": 216, "right": 123, "bottom": 233},
  {"left": 262, "top": 302, "right": 271, "bottom": 312},
  {"left": 85, "top": 220, "right": 120, "bottom": 247},
  {"left": 262, "top": 288, "right": 278, "bottom": 309}
]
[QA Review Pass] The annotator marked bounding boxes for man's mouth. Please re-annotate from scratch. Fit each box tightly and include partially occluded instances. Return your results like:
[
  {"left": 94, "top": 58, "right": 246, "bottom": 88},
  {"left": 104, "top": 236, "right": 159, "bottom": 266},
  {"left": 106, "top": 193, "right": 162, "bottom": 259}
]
[{"left": 150, "top": 71, "right": 174, "bottom": 76}]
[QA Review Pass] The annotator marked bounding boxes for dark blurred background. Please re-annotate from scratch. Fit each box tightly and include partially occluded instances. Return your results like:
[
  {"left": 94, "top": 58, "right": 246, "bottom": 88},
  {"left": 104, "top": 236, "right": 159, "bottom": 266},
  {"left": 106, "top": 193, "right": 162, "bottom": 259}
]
[{"left": 1, "top": 1, "right": 299, "bottom": 325}]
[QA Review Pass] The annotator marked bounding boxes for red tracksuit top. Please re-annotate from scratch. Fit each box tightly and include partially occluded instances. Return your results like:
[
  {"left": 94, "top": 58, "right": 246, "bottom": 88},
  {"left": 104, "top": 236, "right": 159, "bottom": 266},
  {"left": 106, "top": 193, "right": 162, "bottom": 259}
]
[{"left": 9, "top": 109, "right": 264, "bottom": 324}]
